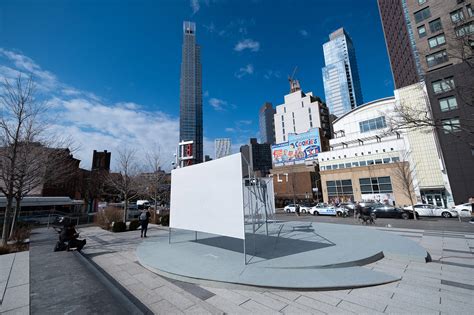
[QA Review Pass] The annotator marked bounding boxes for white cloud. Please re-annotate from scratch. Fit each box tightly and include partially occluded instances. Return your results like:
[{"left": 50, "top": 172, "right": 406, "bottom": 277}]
[
  {"left": 0, "top": 47, "right": 215, "bottom": 171},
  {"left": 263, "top": 69, "right": 281, "bottom": 80},
  {"left": 299, "top": 29, "right": 309, "bottom": 37},
  {"left": 190, "top": 0, "right": 200, "bottom": 15},
  {"left": 208, "top": 97, "right": 228, "bottom": 111},
  {"left": 234, "top": 39, "right": 260, "bottom": 52},
  {"left": 0, "top": 48, "right": 58, "bottom": 92},
  {"left": 203, "top": 22, "right": 215, "bottom": 33},
  {"left": 237, "top": 120, "right": 252, "bottom": 125},
  {"left": 225, "top": 127, "right": 235, "bottom": 132},
  {"left": 235, "top": 64, "right": 254, "bottom": 79}
]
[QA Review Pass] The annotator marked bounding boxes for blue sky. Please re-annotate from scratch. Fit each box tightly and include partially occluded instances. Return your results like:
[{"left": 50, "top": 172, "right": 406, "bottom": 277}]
[{"left": 0, "top": 0, "right": 394, "bottom": 169}]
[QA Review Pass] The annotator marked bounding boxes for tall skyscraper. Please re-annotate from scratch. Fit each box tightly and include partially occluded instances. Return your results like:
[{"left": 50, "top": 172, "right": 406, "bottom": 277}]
[
  {"left": 240, "top": 138, "right": 272, "bottom": 177},
  {"left": 378, "top": 0, "right": 474, "bottom": 204},
  {"left": 322, "top": 28, "right": 363, "bottom": 117},
  {"left": 179, "top": 21, "right": 203, "bottom": 165},
  {"left": 215, "top": 138, "right": 231, "bottom": 159},
  {"left": 377, "top": 0, "right": 423, "bottom": 89},
  {"left": 259, "top": 102, "right": 276, "bottom": 144}
]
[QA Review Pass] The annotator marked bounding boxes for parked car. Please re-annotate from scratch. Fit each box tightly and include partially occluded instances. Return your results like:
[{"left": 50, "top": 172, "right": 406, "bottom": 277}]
[
  {"left": 452, "top": 203, "right": 473, "bottom": 217},
  {"left": 283, "top": 204, "right": 312, "bottom": 214},
  {"left": 335, "top": 203, "right": 355, "bottom": 216},
  {"left": 371, "top": 205, "right": 418, "bottom": 220},
  {"left": 309, "top": 204, "right": 340, "bottom": 216},
  {"left": 403, "top": 204, "right": 459, "bottom": 218}
]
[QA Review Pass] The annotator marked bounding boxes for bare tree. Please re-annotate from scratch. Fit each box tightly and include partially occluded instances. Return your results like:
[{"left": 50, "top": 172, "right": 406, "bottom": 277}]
[
  {"left": 106, "top": 148, "right": 141, "bottom": 222},
  {"left": 392, "top": 152, "right": 418, "bottom": 220},
  {"left": 0, "top": 75, "right": 44, "bottom": 246},
  {"left": 79, "top": 169, "right": 106, "bottom": 213},
  {"left": 391, "top": 30, "right": 474, "bottom": 137},
  {"left": 9, "top": 142, "right": 79, "bottom": 237},
  {"left": 143, "top": 146, "right": 168, "bottom": 207}
]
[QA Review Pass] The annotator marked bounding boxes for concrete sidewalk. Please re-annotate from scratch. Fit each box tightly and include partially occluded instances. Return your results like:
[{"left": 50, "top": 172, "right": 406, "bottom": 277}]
[
  {"left": 80, "top": 224, "right": 474, "bottom": 314},
  {"left": 29, "top": 227, "right": 148, "bottom": 315},
  {"left": 0, "top": 251, "right": 29, "bottom": 315}
]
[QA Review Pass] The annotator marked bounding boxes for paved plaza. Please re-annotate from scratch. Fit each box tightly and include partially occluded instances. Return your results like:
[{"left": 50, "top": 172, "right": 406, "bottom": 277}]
[
  {"left": 0, "top": 251, "right": 29, "bottom": 315},
  {"left": 74, "top": 222, "right": 474, "bottom": 315}
]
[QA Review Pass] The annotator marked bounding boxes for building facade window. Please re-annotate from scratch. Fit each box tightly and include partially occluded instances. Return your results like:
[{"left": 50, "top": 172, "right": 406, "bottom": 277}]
[
  {"left": 451, "top": 9, "right": 465, "bottom": 23},
  {"left": 326, "top": 179, "right": 353, "bottom": 199},
  {"left": 414, "top": 7, "right": 431, "bottom": 23},
  {"left": 418, "top": 0, "right": 427, "bottom": 4},
  {"left": 359, "top": 177, "right": 393, "bottom": 194},
  {"left": 426, "top": 50, "right": 448, "bottom": 67},
  {"left": 467, "top": 4, "right": 473, "bottom": 17},
  {"left": 432, "top": 77, "right": 454, "bottom": 94},
  {"left": 455, "top": 21, "right": 473, "bottom": 37},
  {"left": 417, "top": 25, "right": 427, "bottom": 37},
  {"left": 428, "top": 34, "right": 446, "bottom": 48},
  {"left": 439, "top": 96, "right": 458, "bottom": 112},
  {"left": 429, "top": 18, "right": 443, "bottom": 32},
  {"left": 359, "top": 116, "right": 386, "bottom": 133},
  {"left": 442, "top": 118, "right": 461, "bottom": 133}
]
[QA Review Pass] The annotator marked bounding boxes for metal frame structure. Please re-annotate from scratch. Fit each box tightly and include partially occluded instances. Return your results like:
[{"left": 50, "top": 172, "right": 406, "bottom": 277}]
[
  {"left": 241, "top": 153, "right": 275, "bottom": 264},
  {"left": 168, "top": 153, "right": 276, "bottom": 265}
]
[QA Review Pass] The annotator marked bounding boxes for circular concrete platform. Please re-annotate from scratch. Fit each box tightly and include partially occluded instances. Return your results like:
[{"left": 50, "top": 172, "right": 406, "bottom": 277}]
[{"left": 137, "top": 221, "right": 429, "bottom": 290}]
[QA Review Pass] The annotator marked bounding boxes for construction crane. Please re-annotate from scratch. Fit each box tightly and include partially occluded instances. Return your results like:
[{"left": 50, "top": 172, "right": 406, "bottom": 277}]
[{"left": 288, "top": 66, "right": 301, "bottom": 93}]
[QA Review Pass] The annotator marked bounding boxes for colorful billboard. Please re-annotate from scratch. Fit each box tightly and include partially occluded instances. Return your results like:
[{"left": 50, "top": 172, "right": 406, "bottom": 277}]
[{"left": 272, "top": 129, "right": 321, "bottom": 166}]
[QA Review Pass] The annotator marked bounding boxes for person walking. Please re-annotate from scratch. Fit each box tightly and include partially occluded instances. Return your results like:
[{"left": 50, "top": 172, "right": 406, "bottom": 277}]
[
  {"left": 355, "top": 202, "right": 362, "bottom": 219},
  {"left": 295, "top": 204, "right": 300, "bottom": 216},
  {"left": 139, "top": 208, "right": 151, "bottom": 238}
]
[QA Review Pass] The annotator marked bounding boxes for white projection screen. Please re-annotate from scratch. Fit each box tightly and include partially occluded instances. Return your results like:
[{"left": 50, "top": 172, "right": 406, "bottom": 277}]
[{"left": 170, "top": 153, "right": 245, "bottom": 239}]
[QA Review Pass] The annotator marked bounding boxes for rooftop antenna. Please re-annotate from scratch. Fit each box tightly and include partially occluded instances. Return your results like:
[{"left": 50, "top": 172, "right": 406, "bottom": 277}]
[{"left": 288, "top": 66, "right": 301, "bottom": 93}]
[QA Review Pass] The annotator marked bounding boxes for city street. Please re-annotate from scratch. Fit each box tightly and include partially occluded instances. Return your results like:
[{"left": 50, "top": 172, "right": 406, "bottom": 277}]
[{"left": 275, "top": 210, "right": 474, "bottom": 233}]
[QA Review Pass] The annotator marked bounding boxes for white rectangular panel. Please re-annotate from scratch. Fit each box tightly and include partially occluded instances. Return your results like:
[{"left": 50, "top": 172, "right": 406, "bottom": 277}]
[{"left": 170, "top": 153, "right": 245, "bottom": 239}]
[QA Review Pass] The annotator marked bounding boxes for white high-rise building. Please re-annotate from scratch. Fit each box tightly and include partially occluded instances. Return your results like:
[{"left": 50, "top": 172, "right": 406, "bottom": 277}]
[
  {"left": 215, "top": 138, "right": 231, "bottom": 159},
  {"left": 273, "top": 88, "right": 330, "bottom": 144}
]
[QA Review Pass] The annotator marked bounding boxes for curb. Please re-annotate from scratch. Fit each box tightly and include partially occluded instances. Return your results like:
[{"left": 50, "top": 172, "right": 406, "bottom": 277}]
[{"left": 74, "top": 251, "right": 154, "bottom": 315}]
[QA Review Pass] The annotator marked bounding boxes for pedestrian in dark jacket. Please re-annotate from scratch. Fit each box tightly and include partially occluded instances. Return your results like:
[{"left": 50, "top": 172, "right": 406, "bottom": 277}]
[
  {"left": 59, "top": 222, "right": 86, "bottom": 251},
  {"left": 139, "top": 209, "right": 151, "bottom": 238},
  {"left": 355, "top": 202, "right": 362, "bottom": 219}
]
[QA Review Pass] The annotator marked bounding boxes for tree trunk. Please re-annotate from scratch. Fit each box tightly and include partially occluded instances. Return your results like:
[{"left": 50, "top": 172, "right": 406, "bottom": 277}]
[
  {"left": 123, "top": 194, "right": 128, "bottom": 223},
  {"left": 411, "top": 202, "right": 417, "bottom": 220},
  {"left": 9, "top": 197, "right": 22, "bottom": 239},
  {"left": 1, "top": 197, "right": 14, "bottom": 246}
]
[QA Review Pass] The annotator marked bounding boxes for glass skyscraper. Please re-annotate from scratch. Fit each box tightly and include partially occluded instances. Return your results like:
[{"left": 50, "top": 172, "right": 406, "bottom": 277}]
[
  {"left": 322, "top": 28, "right": 363, "bottom": 117},
  {"left": 259, "top": 102, "right": 276, "bottom": 144},
  {"left": 179, "top": 21, "right": 203, "bottom": 164}
]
